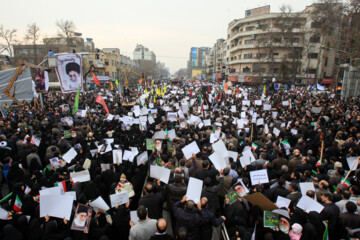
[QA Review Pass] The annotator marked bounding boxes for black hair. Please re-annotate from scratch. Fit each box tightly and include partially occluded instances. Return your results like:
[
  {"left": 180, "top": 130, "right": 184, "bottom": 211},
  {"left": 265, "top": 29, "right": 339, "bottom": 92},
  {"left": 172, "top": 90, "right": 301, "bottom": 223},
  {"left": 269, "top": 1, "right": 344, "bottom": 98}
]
[
  {"left": 65, "top": 62, "right": 80, "bottom": 75},
  {"left": 137, "top": 205, "right": 147, "bottom": 220}
]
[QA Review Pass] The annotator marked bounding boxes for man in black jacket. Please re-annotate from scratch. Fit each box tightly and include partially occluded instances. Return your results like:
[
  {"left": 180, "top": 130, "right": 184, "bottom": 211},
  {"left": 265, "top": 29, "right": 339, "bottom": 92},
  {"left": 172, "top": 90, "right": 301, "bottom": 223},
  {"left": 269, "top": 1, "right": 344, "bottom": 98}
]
[
  {"left": 201, "top": 169, "right": 224, "bottom": 213},
  {"left": 139, "top": 180, "right": 164, "bottom": 219},
  {"left": 195, "top": 160, "right": 217, "bottom": 185},
  {"left": 198, "top": 197, "right": 225, "bottom": 240},
  {"left": 173, "top": 195, "right": 201, "bottom": 240},
  {"left": 150, "top": 218, "right": 174, "bottom": 240}
]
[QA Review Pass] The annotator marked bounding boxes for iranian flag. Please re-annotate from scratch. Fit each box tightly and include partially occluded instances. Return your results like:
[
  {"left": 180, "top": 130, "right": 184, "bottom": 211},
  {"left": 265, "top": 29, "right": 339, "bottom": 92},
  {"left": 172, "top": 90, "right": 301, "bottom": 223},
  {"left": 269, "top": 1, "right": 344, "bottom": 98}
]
[
  {"left": 264, "top": 160, "right": 269, "bottom": 167},
  {"left": 341, "top": 178, "right": 351, "bottom": 188},
  {"left": 13, "top": 195, "right": 22, "bottom": 212},
  {"left": 55, "top": 181, "right": 67, "bottom": 193},
  {"left": 316, "top": 159, "right": 322, "bottom": 167},
  {"left": 281, "top": 140, "right": 291, "bottom": 149},
  {"left": 251, "top": 142, "right": 258, "bottom": 151}
]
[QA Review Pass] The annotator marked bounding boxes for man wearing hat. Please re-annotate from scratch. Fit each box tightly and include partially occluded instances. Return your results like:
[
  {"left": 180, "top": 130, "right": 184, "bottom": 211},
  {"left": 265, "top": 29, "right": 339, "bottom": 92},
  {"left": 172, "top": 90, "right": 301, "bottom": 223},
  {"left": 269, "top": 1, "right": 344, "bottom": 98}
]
[{"left": 64, "top": 62, "right": 81, "bottom": 91}]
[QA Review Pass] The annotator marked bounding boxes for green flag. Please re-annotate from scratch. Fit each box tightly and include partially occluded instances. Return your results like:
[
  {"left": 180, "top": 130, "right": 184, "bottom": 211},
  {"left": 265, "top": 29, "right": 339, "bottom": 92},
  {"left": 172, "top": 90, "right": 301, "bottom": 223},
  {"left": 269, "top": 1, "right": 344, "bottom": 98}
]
[
  {"left": 72, "top": 85, "right": 81, "bottom": 115},
  {"left": 115, "top": 78, "right": 119, "bottom": 87}
]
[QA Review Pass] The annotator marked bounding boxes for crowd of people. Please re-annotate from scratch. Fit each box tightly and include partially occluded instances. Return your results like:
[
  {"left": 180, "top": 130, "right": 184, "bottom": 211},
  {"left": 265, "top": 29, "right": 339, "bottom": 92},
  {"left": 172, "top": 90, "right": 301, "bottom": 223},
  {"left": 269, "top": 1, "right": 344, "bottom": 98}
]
[{"left": 0, "top": 80, "right": 359, "bottom": 240}]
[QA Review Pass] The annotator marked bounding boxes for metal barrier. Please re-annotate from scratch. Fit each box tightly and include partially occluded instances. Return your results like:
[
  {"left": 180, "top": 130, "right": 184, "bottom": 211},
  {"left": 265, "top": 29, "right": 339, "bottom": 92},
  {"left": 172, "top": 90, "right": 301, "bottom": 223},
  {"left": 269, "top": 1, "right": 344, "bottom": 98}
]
[{"left": 220, "top": 222, "right": 230, "bottom": 240}]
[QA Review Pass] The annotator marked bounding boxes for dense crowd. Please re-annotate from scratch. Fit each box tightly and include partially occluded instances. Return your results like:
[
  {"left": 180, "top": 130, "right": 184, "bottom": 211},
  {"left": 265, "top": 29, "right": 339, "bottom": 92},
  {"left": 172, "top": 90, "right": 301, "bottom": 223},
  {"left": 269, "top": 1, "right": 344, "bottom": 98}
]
[{"left": 0, "top": 80, "right": 359, "bottom": 240}]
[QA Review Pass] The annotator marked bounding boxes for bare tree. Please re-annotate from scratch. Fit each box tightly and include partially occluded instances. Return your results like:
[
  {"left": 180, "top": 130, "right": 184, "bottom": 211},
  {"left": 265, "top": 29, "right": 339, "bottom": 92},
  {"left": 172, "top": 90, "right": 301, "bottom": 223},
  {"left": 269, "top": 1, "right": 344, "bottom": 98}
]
[
  {"left": 56, "top": 19, "right": 76, "bottom": 38},
  {"left": 24, "top": 23, "right": 41, "bottom": 63},
  {"left": 0, "top": 25, "right": 18, "bottom": 57}
]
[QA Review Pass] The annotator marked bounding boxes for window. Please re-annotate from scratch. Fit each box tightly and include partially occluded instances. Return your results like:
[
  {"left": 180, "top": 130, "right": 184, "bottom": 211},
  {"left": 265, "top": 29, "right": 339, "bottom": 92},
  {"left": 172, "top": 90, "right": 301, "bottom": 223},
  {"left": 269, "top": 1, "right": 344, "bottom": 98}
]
[
  {"left": 112, "top": 60, "right": 114, "bottom": 66},
  {"left": 244, "top": 53, "right": 252, "bottom": 59},
  {"left": 246, "top": 26, "right": 255, "bottom": 31},
  {"left": 310, "top": 36, "right": 320, "bottom": 43},
  {"left": 259, "top": 24, "right": 269, "bottom": 30},
  {"left": 89, "top": 59, "right": 93, "bottom": 65},
  {"left": 308, "top": 53, "right": 318, "bottom": 59},
  {"left": 105, "top": 60, "right": 109, "bottom": 66},
  {"left": 273, "top": 53, "right": 279, "bottom": 56},
  {"left": 273, "top": 37, "right": 282, "bottom": 43},
  {"left": 292, "top": 38, "right": 300, "bottom": 43},
  {"left": 256, "top": 53, "right": 267, "bottom": 58},
  {"left": 243, "top": 67, "right": 251, "bottom": 73},
  {"left": 238, "top": 55, "right": 241, "bottom": 59},
  {"left": 307, "top": 68, "right": 316, "bottom": 74},
  {"left": 293, "top": 23, "right": 301, "bottom": 28},
  {"left": 245, "top": 39, "right": 254, "bottom": 44},
  {"left": 311, "top": 21, "right": 321, "bottom": 28},
  {"left": 270, "top": 68, "right": 279, "bottom": 74}
]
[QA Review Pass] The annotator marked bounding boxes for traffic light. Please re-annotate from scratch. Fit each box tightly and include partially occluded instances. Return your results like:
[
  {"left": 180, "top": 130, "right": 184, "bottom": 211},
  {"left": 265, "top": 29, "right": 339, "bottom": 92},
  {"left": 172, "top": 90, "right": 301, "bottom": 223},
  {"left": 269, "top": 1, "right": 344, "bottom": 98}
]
[
  {"left": 141, "top": 73, "right": 145, "bottom": 79},
  {"left": 337, "top": 86, "right": 342, "bottom": 91}
]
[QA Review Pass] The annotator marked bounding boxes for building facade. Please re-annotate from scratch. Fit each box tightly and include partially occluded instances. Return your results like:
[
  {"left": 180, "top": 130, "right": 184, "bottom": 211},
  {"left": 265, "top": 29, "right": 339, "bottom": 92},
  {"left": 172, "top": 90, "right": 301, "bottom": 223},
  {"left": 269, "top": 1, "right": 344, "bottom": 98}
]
[
  {"left": 226, "top": 5, "right": 339, "bottom": 85},
  {"left": 133, "top": 44, "right": 156, "bottom": 63},
  {"left": 188, "top": 47, "right": 210, "bottom": 78}
]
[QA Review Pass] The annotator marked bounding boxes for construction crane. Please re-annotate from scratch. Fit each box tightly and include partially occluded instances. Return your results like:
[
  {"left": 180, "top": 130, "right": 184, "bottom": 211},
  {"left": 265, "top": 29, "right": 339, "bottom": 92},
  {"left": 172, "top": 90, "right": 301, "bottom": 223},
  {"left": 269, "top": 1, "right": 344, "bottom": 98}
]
[
  {"left": 3, "top": 61, "right": 44, "bottom": 106},
  {"left": 123, "top": 67, "right": 144, "bottom": 88}
]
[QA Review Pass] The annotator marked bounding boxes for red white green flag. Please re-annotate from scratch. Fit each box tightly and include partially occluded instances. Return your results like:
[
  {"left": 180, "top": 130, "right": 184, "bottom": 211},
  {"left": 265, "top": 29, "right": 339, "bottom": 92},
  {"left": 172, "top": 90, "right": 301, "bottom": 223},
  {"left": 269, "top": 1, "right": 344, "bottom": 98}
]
[
  {"left": 341, "top": 178, "right": 351, "bottom": 188},
  {"left": 13, "top": 195, "right": 22, "bottom": 212},
  {"left": 251, "top": 142, "right": 258, "bottom": 151}
]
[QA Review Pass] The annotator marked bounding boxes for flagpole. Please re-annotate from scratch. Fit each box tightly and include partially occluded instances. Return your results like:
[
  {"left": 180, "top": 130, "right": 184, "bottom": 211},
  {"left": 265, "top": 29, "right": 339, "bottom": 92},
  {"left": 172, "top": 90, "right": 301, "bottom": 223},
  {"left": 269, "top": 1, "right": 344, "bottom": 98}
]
[
  {"left": 342, "top": 156, "right": 360, "bottom": 184},
  {"left": 250, "top": 123, "right": 254, "bottom": 142}
]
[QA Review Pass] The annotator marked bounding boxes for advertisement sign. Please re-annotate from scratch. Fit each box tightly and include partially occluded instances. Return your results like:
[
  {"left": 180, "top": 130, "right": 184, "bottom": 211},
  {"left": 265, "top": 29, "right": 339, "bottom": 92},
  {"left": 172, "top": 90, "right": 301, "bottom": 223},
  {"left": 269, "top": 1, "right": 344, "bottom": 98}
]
[
  {"left": 245, "top": 5, "right": 270, "bottom": 18},
  {"left": 191, "top": 47, "right": 198, "bottom": 67}
]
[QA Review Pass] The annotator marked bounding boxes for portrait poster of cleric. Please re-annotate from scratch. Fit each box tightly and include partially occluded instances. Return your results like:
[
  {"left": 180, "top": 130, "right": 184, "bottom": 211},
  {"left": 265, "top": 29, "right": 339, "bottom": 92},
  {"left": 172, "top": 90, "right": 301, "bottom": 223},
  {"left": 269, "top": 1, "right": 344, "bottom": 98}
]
[
  {"left": 71, "top": 204, "right": 92, "bottom": 232},
  {"left": 55, "top": 53, "right": 83, "bottom": 93}
]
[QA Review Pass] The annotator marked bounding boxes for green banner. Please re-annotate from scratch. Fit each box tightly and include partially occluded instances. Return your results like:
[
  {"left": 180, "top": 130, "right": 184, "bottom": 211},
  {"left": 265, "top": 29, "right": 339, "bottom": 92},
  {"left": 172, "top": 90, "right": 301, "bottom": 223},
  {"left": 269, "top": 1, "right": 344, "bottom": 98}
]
[
  {"left": 64, "top": 130, "right": 72, "bottom": 139},
  {"left": 167, "top": 141, "right": 174, "bottom": 153},
  {"left": 227, "top": 191, "right": 238, "bottom": 205},
  {"left": 263, "top": 210, "right": 279, "bottom": 229},
  {"left": 146, "top": 139, "right": 156, "bottom": 150}
]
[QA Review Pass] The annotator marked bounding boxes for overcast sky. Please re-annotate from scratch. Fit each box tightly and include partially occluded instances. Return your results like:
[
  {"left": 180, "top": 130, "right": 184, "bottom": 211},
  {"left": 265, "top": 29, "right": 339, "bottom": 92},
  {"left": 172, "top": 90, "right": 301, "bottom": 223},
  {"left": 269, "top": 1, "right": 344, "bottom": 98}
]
[{"left": 1, "top": 0, "right": 316, "bottom": 74}]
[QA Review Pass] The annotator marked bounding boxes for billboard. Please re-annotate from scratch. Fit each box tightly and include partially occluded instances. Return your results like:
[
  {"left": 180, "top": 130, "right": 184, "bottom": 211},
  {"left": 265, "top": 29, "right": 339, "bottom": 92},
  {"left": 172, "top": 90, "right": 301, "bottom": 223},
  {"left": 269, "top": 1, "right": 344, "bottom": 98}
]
[
  {"left": 191, "top": 47, "right": 198, "bottom": 67},
  {"left": 245, "top": 5, "right": 270, "bottom": 18}
]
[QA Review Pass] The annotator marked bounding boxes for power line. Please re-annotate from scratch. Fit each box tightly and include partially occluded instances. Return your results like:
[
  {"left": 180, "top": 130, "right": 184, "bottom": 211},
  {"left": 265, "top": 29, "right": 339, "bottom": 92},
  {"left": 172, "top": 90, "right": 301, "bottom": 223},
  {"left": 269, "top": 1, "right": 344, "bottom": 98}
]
[{"left": 120, "top": 51, "right": 189, "bottom": 59}]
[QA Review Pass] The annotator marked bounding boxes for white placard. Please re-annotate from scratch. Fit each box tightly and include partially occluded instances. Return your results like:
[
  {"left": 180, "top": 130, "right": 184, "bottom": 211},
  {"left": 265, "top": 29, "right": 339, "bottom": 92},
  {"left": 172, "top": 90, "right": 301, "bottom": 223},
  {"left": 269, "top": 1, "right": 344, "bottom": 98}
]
[
  {"left": 186, "top": 177, "right": 203, "bottom": 204},
  {"left": 250, "top": 169, "right": 269, "bottom": 185},
  {"left": 273, "top": 128, "right": 280, "bottom": 137},
  {"left": 154, "top": 131, "right": 166, "bottom": 140},
  {"left": 210, "top": 133, "right": 218, "bottom": 144},
  {"left": 62, "top": 148, "right": 78, "bottom": 163},
  {"left": 291, "top": 129, "right": 298, "bottom": 135},
  {"left": 276, "top": 196, "right": 291, "bottom": 208},
  {"left": 110, "top": 191, "right": 129, "bottom": 208},
  {"left": 123, "top": 150, "right": 135, "bottom": 162},
  {"left": 299, "top": 182, "right": 315, "bottom": 197},
  {"left": 296, "top": 196, "right": 324, "bottom": 213},
  {"left": 40, "top": 186, "right": 62, "bottom": 196},
  {"left": 347, "top": 156, "right": 359, "bottom": 171},
  {"left": 112, "top": 150, "right": 123, "bottom": 164},
  {"left": 181, "top": 141, "right": 200, "bottom": 160},
  {"left": 107, "top": 114, "right": 114, "bottom": 121},
  {"left": 255, "top": 100, "right": 262, "bottom": 106},
  {"left": 0, "top": 208, "right": 8, "bottom": 220},
  {"left": 40, "top": 194, "right": 73, "bottom": 220},
  {"left": 64, "top": 191, "right": 77, "bottom": 201},
  {"left": 150, "top": 165, "right": 171, "bottom": 184},
  {"left": 212, "top": 140, "right": 229, "bottom": 158},
  {"left": 231, "top": 105, "right": 237, "bottom": 113},
  {"left": 70, "top": 170, "right": 91, "bottom": 183},
  {"left": 263, "top": 104, "right": 271, "bottom": 111},
  {"left": 130, "top": 211, "right": 139, "bottom": 225},
  {"left": 203, "top": 119, "right": 211, "bottom": 126},
  {"left": 167, "top": 129, "right": 176, "bottom": 141},
  {"left": 256, "top": 118, "right": 264, "bottom": 126},
  {"left": 137, "top": 151, "right": 148, "bottom": 166},
  {"left": 89, "top": 196, "right": 110, "bottom": 211},
  {"left": 209, "top": 151, "right": 227, "bottom": 171},
  {"left": 228, "top": 151, "right": 238, "bottom": 161}
]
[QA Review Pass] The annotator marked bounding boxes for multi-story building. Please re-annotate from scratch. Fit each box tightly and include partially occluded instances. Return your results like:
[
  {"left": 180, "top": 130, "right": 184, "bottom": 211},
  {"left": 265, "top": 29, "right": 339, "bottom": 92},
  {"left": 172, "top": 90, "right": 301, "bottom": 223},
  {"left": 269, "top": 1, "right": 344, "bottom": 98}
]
[
  {"left": 83, "top": 48, "right": 121, "bottom": 84},
  {"left": 188, "top": 47, "right": 210, "bottom": 78},
  {"left": 133, "top": 44, "right": 156, "bottom": 63},
  {"left": 227, "top": 5, "right": 339, "bottom": 86},
  {"left": 207, "top": 39, "right": 228, "bottom": 81}
]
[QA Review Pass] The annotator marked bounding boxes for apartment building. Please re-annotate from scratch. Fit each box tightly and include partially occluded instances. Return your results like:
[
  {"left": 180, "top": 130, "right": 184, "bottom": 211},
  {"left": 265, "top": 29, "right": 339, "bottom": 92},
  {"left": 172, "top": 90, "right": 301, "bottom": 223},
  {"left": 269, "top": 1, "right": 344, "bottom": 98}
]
[
  {"left": 189, "top": 47, "right": 210, "bottom": 78},
  {"left": 226, "top": 5, "right": 338, "bottom": 85},
  {"left": 133, "top": 44, "right": 156, "bottom": 63}
]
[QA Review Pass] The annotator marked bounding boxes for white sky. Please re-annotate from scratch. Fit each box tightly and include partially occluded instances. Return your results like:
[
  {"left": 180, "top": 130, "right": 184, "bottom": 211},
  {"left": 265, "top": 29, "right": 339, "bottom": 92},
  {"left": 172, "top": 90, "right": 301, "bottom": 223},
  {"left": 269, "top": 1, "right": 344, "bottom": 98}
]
[{"left": 1, "top": 0, "right": 316, "bottom": 74}]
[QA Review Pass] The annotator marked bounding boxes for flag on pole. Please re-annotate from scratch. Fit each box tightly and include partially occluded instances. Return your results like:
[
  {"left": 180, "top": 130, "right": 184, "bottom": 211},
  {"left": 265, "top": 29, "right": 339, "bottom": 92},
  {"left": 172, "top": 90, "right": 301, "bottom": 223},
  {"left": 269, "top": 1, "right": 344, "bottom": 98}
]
[
  {"left": 92, "top": 72, "right": 101, "bottom": 86},
  {"left": 251, "top": 142, "right": 258, "bottom": 151},
  {"left": 341, "top": 178, "right": 351, "bottom": 188},
  {"left": 263, "top": 85, "right": 266, "bottom": 94},
  {"left": 110, "top": 81, "right": 114, "bottom": 90},
  {"left": 72, "top": 84, "right": 81, "bottom": 115},
  {"left": 316, "top": 159, "right": 322, "bottom": 167},
  {"left": 55, "top": 181, "right": 67, "bottom": 193},
  {"left": 115, "top": 78, "right": 119, "bottom": 87},
  {"left": 95, "top": 95, "right": 109, "bottom": 113},
  {"left": 13, "top": 195, "right": 22, "bottom": 212},
  {"left": 224, "top": 83, "right": 228, "bottom": 92},
  {"left": 189, "top": 89, "right": 192, "bottom": 97}
]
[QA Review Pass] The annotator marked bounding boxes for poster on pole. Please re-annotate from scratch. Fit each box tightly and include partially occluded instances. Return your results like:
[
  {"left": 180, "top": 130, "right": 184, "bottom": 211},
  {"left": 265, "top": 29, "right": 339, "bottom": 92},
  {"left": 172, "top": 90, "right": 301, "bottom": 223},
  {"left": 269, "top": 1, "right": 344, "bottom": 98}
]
[{"left": 55, "top": 54, "right": 83, "bottom": 93}]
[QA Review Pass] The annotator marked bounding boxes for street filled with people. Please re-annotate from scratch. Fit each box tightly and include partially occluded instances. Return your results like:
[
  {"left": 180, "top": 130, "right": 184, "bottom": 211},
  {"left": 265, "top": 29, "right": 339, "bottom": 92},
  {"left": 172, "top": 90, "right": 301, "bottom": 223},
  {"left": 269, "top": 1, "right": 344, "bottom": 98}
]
[{"left": 0, "top": 80, "right": 359, "bottom": 240}]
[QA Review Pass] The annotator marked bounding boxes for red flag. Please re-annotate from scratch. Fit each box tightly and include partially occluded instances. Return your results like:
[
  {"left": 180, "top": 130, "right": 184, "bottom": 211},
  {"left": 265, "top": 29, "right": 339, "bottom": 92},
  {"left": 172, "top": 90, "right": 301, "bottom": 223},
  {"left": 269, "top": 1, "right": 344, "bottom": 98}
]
[
  {"left": 95, "top": 95, "right": 109, "bottom": 113},
  {"left": 92, "top": 72, "right": 101, "bottom": 86},
  {"left": 189, "top": 89, "right": 192, "bottom": 97},
  {"left": 208, "top": 86, "right": 211, "bottom": 93}
]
